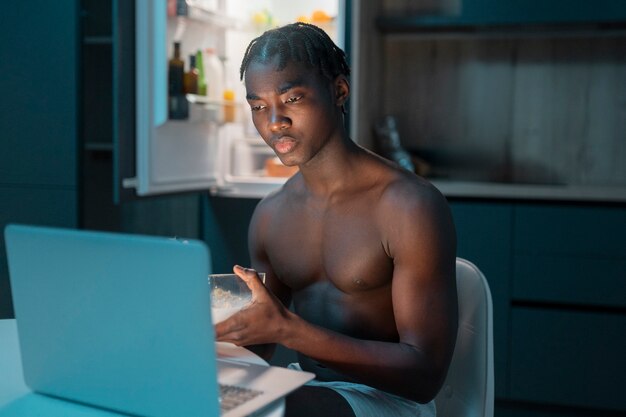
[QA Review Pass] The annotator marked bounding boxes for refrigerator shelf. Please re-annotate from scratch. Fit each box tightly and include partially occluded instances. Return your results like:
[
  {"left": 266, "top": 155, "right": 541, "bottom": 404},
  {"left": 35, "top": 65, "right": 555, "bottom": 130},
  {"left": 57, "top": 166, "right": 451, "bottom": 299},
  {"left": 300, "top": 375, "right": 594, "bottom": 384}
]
[{"left": 181, "top": 1, "right": 242, "bottom": 30}]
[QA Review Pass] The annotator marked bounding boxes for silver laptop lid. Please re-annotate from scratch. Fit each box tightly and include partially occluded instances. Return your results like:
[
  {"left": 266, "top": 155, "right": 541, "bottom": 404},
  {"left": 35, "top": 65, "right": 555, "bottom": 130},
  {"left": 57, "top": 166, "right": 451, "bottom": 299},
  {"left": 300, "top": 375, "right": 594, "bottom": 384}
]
[{"left": 5, "top": 224, "right": 219, "bottom": 417}]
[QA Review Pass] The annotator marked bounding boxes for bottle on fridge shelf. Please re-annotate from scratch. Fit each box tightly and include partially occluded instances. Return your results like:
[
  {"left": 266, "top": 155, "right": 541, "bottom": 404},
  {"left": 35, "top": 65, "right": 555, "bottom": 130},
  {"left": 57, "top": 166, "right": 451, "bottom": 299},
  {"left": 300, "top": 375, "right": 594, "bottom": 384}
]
[
  {"left": 196, "top": 49, "right": 207, "bottom": 96},
  {"left": 200, "top": 48, "right": 224, "bottom": 122},
  {"left": 168, "top": 41, "right": 188, "bottom": 119},
  {"left": 222, "top": 88, "right": 236, "bottom": 123},
  {"left": 184, "top": 55, "right": 198, "bottom": 95},
  {"left": 204, "top": 48, "right": 224, "bottom": 103}
]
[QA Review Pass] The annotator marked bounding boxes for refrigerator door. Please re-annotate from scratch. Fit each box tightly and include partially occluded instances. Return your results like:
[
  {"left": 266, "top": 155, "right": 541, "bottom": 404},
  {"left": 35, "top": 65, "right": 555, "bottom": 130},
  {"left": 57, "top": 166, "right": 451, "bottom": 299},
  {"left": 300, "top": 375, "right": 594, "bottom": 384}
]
[{"left": 133, "top": 0, "right": 221, "bottom": 196}]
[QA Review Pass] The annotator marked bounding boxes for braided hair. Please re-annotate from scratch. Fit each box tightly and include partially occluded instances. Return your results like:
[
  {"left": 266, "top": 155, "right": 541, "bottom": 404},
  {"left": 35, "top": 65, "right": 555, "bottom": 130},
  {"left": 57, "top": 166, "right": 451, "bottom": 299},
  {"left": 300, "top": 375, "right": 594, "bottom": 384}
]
[{"left": 240, "top": 22, "right": 350, "bottom": 83}]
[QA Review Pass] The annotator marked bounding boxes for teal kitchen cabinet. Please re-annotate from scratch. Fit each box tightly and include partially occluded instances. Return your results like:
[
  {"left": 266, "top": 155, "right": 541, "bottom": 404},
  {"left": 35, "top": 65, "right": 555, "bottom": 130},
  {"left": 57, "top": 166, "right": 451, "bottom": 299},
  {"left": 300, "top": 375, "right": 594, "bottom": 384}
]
[
  {"left": 377, "top": 0, "right": 626, "bottom": 32},
  {"left": 450, "top": 200, "right": 626, "bottom": 416},
  {"left": 508, "top": 203, "right": 626, "bottom": 412},
  {"left": 0, "top": 0, "right": 80, "bottom": 318},
  {"left": 510, "top": 307, "right": 626, "bottom": 411},
  {"left": 0, "top": 0, "right": 79, "bottom": 189}
]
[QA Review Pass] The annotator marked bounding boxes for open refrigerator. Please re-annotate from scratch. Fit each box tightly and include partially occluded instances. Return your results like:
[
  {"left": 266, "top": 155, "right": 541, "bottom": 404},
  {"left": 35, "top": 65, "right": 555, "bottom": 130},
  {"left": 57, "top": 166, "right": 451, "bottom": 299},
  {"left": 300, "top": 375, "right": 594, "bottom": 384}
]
[{"left": 120, "top": 0, "right": 348, "bottom": 199}]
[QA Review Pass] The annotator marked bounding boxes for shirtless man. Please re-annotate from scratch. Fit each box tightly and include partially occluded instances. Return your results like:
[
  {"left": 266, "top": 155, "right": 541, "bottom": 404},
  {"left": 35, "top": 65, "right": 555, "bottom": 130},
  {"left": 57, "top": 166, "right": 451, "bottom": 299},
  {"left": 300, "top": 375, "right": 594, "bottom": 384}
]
[{"left": 215, "top": 22, "right": 458, "bottom": 417}]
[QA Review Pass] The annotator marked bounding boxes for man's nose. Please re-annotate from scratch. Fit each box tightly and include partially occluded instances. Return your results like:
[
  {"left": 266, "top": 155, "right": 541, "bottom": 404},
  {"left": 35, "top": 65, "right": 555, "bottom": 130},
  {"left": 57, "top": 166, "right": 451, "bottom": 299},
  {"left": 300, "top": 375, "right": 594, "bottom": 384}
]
[{"left": 268, "top": 109, "right": 291, "bottom": 132}]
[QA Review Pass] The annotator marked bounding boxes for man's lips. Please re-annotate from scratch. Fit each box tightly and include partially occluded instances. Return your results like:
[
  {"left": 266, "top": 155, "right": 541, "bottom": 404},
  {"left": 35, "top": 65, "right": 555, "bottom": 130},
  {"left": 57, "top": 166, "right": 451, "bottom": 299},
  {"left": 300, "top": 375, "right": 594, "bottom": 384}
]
[{"left": 272, "top": 137, "right": 297, "bottom": 154}]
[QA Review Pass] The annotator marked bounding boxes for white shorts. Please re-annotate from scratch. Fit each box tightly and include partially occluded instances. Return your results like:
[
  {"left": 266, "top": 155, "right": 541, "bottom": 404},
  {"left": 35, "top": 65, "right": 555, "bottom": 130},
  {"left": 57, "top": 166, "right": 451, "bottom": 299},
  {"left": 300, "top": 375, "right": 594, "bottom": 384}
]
[{"left": 288, "top": 363, "right": 436, "bottom": 417}]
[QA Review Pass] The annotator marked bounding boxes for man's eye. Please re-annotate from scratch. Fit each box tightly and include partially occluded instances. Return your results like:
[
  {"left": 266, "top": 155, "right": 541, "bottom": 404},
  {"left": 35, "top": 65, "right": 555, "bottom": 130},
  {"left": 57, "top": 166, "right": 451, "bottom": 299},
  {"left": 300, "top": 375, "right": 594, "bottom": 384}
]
[
  {"left": 250, "top": 104, "right": 265, "bottom": 112},
  {"left": 286, "top": 96, "right": 302, "bottom": 104}
]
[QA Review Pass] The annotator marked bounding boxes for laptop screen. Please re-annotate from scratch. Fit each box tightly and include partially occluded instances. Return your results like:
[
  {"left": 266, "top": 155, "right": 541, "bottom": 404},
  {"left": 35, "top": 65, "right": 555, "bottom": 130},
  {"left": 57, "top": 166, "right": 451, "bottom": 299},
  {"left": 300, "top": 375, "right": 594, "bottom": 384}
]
[{"left": 5, "top": 224, "right": 220, "bottom": 417}]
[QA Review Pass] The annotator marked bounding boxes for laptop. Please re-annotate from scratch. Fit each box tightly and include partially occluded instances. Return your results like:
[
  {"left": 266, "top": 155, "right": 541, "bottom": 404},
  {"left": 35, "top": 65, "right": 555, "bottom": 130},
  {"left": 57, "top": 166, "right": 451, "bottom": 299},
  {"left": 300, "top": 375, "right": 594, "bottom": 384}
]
[{"left": 4, "top": 224, "right": 314, "bottom": 417}]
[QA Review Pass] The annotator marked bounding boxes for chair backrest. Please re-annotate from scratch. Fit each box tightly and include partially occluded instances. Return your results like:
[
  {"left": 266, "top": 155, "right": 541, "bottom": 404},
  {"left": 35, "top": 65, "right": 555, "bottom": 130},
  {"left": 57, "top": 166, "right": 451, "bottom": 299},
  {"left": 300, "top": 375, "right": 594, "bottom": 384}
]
[{"left": 435, "top": 258, "right": 494, "bottom": 417}]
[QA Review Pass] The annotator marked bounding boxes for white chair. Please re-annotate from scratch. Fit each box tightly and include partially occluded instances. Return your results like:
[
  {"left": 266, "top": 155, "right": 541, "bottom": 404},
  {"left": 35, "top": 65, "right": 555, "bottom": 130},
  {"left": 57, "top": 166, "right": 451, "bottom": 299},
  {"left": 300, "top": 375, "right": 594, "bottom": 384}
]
[{"left": 435, "top": 258, "right": 494, "bottom": 417}]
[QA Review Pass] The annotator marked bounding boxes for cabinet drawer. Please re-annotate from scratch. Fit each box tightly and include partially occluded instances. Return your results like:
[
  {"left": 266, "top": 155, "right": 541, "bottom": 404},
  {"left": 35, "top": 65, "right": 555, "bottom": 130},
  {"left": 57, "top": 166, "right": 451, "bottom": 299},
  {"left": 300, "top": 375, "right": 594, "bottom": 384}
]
[
  {"left": 513, "top": 205, "right": 626, "bottom": 307},
  {"left": 514, "top": 205, "right": 626, "bottom": 258},
  {"left": 513, "top": 255, "right": 626, "bottom": 308},
  {"left": 509, "top": 307, "right": 626, "bottom": 411}
]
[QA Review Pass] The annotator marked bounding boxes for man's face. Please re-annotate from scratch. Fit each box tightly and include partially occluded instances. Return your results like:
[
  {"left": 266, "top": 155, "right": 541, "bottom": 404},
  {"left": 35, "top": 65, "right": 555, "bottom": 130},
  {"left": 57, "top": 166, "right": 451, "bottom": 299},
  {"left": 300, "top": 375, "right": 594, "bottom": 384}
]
[{"left": 244, "top": 57, "right": 343, "bottom": 167}]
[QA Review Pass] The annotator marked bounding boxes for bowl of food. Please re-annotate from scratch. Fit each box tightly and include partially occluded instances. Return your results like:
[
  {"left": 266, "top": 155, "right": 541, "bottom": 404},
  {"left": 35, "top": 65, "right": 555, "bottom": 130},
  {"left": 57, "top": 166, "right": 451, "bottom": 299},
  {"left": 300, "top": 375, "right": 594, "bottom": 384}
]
[{"left": 208, "top": 273, "right": 263, "bottom": 324}]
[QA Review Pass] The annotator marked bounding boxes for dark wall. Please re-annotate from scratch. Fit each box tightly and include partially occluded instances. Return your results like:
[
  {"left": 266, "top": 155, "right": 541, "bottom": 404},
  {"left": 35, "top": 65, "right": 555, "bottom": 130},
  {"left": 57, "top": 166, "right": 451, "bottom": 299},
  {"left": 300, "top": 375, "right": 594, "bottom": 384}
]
[{"left": 202, "top": 196, "right": 259, "bottom": 273}]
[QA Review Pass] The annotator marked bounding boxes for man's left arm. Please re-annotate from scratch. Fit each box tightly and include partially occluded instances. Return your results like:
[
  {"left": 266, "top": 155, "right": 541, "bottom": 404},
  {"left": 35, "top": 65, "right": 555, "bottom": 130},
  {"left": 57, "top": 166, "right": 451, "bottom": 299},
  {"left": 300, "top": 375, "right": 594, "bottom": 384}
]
[{"left": 382, "top": 182, "right": 458, "bottom": 402}]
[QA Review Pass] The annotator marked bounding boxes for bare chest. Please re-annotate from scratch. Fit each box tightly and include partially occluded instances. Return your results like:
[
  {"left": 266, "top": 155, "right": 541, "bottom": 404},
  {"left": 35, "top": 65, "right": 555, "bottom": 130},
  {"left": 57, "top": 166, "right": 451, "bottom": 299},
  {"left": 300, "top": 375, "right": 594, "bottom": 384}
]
[{"left": 264, "top": 202, "right": 394, "bottom": 293}]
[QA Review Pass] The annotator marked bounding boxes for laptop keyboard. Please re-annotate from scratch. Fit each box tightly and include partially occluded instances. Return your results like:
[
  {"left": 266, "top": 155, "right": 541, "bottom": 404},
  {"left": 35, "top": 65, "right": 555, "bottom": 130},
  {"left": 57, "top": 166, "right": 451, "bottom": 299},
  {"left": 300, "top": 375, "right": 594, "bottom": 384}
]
[{"left": 219, "top": 383, "right": 263, "bottom": 412}]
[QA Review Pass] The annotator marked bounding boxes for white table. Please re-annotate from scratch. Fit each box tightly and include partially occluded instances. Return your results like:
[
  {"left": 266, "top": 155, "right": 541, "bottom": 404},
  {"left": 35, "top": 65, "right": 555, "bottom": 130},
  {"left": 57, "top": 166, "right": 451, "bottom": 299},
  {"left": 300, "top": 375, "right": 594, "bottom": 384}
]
[{"left": 0, "top": 319, "right": 284, "bottom": 416}]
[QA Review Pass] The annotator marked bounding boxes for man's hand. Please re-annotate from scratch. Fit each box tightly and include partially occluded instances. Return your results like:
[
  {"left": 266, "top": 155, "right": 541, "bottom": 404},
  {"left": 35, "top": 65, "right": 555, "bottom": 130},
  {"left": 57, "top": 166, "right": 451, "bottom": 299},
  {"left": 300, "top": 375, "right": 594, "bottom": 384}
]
[{"left": 214, "top": 265, "right": 292, "bottom": 346}]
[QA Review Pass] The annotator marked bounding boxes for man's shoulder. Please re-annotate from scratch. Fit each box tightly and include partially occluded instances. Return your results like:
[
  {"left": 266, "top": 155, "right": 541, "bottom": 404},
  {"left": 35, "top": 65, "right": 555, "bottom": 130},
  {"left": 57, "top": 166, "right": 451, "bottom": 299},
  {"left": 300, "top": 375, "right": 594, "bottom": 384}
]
[
  {"left": 361, "top": 148, "right": 442, "bottom": 203},
  {"left": 381, "top": 168, "right": 442, "bottom": 201},
  {"left": 376, "top": 169, "right": 449, "bottom": 219},
  {"left": 374, "top": 169, "right": 456, "bottom": 254}
]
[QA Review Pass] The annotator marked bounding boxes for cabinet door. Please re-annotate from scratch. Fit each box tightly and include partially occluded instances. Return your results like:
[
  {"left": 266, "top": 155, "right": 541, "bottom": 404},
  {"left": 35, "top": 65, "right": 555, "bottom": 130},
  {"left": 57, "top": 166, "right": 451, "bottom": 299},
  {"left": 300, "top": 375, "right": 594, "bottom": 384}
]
[
  {"left": 379, "top": 0, "right": 626, "bottom": 27},
  {"left": 0, "top": 0, "right": 78, "bottom": 188},
  {"left": 459, "top": 0, "right": 626, "bottom": 25},
  {"left": 510, "top": 307, "right": 626, "bottom": 411},
  {"left": 449, "top": 201, "right": 513, "bottom": 398}
]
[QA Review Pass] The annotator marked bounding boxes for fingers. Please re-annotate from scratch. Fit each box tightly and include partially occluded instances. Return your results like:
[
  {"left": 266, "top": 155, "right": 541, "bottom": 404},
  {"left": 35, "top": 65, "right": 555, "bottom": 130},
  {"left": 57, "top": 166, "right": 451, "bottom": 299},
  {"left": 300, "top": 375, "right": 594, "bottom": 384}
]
[
  {"left": 215, "top": 327, "right": 244, "bottom": 344},
  {"left": 215, "top": 309, "right": 256, "bottom": 345},
  {"left": 233, "top": 265, "right": 264, "bottom": 290},
  {"left": 233, "top": 264, "right": 255, "bottom": 276},
  {"left": 215, "top": 312, "right": 239, "bottom": 330}
]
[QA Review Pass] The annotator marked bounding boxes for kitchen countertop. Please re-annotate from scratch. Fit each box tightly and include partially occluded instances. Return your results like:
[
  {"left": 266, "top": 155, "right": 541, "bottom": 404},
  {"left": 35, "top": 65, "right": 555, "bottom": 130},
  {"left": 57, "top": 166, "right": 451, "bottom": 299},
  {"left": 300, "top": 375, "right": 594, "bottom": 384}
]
[
  {"left": 430, "top": 180, "right": 626, "bottom": 203},
  {"left": 213, "top": 176, "right": 626, "bottom": 203}
]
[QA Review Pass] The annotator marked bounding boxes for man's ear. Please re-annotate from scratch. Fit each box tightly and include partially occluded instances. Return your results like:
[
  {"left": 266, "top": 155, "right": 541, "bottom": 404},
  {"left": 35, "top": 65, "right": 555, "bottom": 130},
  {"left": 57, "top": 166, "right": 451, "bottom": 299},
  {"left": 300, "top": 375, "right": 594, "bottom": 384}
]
[{"left": 334, "top": 75, "right": 350, "bottom": 107}]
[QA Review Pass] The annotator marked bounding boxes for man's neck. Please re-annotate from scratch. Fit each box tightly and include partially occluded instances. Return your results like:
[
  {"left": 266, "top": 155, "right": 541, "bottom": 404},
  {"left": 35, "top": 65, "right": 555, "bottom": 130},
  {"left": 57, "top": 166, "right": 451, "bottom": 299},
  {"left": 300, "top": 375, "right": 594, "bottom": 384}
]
[{"left": 298, "top": 136, "right": 366, "bottom": 198}]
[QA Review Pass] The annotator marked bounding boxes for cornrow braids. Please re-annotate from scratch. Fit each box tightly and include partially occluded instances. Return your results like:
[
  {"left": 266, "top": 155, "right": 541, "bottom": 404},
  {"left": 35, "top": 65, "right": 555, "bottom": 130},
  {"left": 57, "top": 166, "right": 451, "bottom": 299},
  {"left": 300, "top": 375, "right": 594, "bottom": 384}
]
[{"left": 240, "top": 22, "right": 350, "bottom": 83}]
